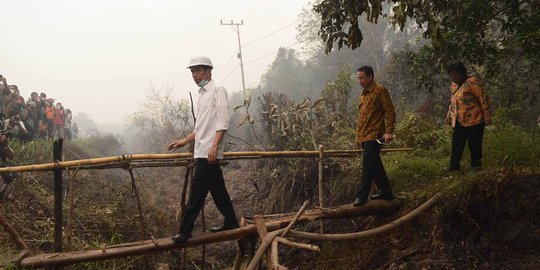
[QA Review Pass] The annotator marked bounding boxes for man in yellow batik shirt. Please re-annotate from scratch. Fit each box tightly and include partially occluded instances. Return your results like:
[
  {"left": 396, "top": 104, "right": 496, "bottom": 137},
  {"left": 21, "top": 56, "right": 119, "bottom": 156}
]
[{"left": 353, "top": 65, "right": 396, "bottom": 207}]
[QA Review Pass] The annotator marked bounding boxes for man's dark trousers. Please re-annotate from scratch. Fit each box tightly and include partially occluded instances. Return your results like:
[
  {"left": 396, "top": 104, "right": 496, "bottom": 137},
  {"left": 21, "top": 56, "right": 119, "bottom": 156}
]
[
  {"left": 357, "top": 141, "right": 393, "bottom": 200},
  {"left": 450, "top": 123, "right": 485, "bottom": 170},
  {"left": 179, "top": 158, "right": 238, "bottom": 235}
]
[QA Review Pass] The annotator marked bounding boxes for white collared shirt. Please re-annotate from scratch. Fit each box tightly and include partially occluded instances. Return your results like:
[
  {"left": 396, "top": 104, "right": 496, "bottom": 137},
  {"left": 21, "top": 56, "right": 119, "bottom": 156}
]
[{"left": 194, "top": 80, "right": 229, "bottom": 159}]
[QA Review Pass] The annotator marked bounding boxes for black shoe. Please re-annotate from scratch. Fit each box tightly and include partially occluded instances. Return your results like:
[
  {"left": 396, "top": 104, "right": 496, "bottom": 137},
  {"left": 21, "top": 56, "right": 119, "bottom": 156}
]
[
  {"left": 210, "top": 223, "right": 239, "bottom": 233},
  {"left": 353, "top": 197, "right": 367, "bottom": 207},
  {"left": 448, "top": 167, "right": 460, "bottom": 172},
  {"left": 369, "top": 193, "right": 396, "bottom": 200},
  {"left": 172, "top": 233, "right": 191, "bottom": 243}
]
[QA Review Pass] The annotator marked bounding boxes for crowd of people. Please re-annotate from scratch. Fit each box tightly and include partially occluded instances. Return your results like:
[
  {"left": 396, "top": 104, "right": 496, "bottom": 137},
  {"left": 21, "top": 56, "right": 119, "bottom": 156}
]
[{"left": 0, "top": 74, "right": 78, "bottom": 142}]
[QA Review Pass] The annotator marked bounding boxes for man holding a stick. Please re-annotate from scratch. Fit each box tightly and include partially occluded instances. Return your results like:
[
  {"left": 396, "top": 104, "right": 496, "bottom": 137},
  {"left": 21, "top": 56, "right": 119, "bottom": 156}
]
[{"left": 168, "top": 56, "right": 239, "bottom": 243}]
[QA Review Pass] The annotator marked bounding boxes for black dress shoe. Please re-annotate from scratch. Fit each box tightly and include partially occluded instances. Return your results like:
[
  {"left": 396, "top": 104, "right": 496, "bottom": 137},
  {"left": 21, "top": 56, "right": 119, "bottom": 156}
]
[
  {"left": 353, "top": 197, "right": 367, "bottom": 207},
  {"left": 210, "top": 223, "right": 239, "bottom": 233},
  {"left": 369, "top": 193, "right": 396, "bottom": 200},
  {"left": 172, "top": 233, "right": 191, "bottom": 243}
]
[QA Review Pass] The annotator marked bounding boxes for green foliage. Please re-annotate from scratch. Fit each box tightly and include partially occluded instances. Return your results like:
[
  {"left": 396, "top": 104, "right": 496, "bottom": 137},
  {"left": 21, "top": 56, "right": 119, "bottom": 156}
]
[
  {"left": 8, "top": 139, "right": 53, "bottom": 165},
  {"left": 394, "top": 112, "right": 450, "bottom": 150},
  {"left": 483, "top": 123, "right": 540, "bottom": 168}
]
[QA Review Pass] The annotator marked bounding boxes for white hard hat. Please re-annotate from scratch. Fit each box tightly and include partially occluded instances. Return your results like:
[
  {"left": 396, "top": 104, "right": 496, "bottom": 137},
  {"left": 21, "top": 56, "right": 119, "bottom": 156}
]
[{"left": 187, "top": 55, "right": 213, "bottom": 69}]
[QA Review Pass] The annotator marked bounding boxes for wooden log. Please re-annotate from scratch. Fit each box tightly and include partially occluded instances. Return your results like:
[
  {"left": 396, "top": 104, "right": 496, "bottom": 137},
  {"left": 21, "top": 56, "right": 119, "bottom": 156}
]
[
  {"left": 18, "top": 199, "right": 401, "bottom": 268},
  {"left": 275, "top": 237, "right": 320, "bottom": 253},
  {"left": 0, "top": 149, "right": 413, "bottom": 173}
]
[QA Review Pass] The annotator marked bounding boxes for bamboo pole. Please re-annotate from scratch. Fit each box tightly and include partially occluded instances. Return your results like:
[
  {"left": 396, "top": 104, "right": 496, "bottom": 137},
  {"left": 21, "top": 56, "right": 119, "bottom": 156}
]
[{"left": 0, "top": 149, "right": 413, "bottom": 173}]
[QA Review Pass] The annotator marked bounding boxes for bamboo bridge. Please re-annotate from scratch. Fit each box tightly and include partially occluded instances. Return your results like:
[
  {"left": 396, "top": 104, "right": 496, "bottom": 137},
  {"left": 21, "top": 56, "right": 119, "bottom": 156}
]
[{"left": 0, "top": 139, "right": 442, "bottom": 269}]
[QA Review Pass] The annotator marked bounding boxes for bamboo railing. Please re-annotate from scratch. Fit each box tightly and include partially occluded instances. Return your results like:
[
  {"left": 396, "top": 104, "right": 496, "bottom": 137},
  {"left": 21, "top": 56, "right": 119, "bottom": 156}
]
[{"left": 0, "top": 148, "right": 413, "bottom": 173}]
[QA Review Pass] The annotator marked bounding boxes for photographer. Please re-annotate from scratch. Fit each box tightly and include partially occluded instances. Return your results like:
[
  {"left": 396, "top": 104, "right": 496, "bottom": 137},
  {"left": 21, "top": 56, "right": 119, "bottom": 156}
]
[{"left": 4, "top": 115, "right": 28, "bottom": 140}]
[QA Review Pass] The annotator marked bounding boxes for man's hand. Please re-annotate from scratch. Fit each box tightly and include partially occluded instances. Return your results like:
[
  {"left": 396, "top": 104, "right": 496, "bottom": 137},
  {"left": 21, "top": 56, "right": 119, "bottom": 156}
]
[
  {"left": 207, "top": 144, "right": 218, "bottom": 164},
  {"left": 167, "top": 139, "right": 186, "bottom": 151},
  {"left": 383, "top": 133, "right": 393, "bottom": 144}
]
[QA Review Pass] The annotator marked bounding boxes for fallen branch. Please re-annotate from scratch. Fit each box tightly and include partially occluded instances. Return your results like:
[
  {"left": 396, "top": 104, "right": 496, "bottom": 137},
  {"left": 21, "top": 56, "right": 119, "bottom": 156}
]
[
  {"left": 287, "top": 193, "right": 442, "bottom": 241},
  {"left": 0, "top": 212, "right": 31, "bottom": 251},
  {"left": 275, "top": 237, "right": 320, "bottom": 253}
]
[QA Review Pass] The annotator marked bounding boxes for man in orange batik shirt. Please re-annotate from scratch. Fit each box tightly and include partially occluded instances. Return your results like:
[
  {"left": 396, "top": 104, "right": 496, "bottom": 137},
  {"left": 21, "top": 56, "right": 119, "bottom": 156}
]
[{"left": 446, "top": 62, "right": 491, "bottom": 171}]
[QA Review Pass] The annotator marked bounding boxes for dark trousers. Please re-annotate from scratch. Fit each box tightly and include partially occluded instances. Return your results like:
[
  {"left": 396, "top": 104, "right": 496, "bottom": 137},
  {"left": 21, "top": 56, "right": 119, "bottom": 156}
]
[
  {"left": 357, "top": 141, "right": 393, "bottom": 200},
  {"left": 450, "top": 123, "right": 485, "bottom": 170},
  {"left": 179, "top": 159, "right": 238, "bottom": 235}
]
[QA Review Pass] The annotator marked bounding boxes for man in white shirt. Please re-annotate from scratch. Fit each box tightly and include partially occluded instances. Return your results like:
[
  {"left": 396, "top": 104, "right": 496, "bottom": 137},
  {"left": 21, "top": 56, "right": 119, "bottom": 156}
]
[{"left": 168, "top": 56, "right": 239, "bottom": 243}]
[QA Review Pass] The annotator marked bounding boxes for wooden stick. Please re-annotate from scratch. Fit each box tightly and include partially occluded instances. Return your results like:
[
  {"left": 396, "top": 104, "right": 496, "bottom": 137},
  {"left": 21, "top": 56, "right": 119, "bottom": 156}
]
[
  {"left": 232, "top": 217, "right": 247, "bottom": 270},
  {"left": 128, "top": 168, "right": 147, "bottom": 240},
  {"left": 65, "top": 167, "right": 80, "bottom": 251},
  {"left": 275, "top": 237, "right": 320, "bottom": 252},
  {"left": 127, "top": 168, "right": 149, "bottom": 270},
  {"left": 246, "top": 229, "right": 284, "bottom": 270},
  {"left": 253, "top": 215, "right": 272, "bottom": 269},
  {"left": 271, "top": 239, "right": 279, "bottom": 268},
  {"left": 0, "top": 149, "right": 413, "bottom": 173},
  {"left": 0, "top": 212, "right": 31, "bottom": 251},
  {"left": 317, "top": 145, "right": 324, "bottom": 233},
  {"left": 280, "top": 200, "right": 309, "bottom": 237}
]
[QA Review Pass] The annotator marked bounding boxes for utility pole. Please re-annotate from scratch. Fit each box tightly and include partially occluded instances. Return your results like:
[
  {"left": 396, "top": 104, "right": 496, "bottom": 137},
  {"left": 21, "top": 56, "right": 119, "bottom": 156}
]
[{"left": 220, "top": 19, "right": 246, "bottom": 100}]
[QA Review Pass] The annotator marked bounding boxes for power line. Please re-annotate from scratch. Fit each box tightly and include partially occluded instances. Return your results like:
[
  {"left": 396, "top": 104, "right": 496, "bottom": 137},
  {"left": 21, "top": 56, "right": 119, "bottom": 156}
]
[
  {"left": 243, "top": 40, "right": 304, "bottom": 66},
  {"left": 242, "top": 0, "right": 274, "bottom": 19},
  {"left": 223, "top": 0, "right": 251, "bottom": 19},
  {"left": 231, "top": 0, "right": 264, "bottom": 19},
  {"left": 215, "top": 52, "right": 238, "bottom": 74},
  {"left": 242, "top": 19, "right": 301, "bottom": 48},
  {"left": 222, "top": 65, "right": 241, "bottom": 83}
]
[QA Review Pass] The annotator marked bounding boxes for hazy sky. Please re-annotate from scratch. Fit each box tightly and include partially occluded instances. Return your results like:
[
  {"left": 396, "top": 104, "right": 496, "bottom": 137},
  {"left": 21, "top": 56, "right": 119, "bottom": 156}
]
[{"left": 0, "top": 0, "right": 311, "bottom": 125}]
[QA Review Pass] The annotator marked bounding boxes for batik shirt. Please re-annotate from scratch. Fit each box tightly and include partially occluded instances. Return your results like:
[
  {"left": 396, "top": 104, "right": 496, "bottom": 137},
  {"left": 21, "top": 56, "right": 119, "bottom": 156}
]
[
  {"left": 448, "top": 76, "right": 491, "bottom": 128},
  {"left": 355, "top": 82, "right": 396, "bottom": 143}
]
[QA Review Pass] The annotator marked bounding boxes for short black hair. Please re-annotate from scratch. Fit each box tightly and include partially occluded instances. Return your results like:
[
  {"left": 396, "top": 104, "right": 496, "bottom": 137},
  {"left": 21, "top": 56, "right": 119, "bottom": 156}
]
[
  {"left": 357, "top": 65, "right": 374, "bottom": 77},
  {"left": 446, "top": 62, "right": 468, "bottom": 76}
]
